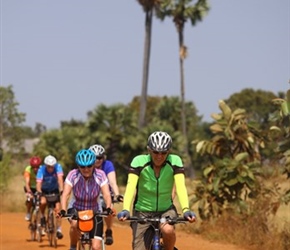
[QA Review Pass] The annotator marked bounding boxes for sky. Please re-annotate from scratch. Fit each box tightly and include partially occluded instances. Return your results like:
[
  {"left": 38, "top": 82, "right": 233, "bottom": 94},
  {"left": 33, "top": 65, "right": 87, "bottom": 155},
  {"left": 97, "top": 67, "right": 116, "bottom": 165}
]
[{"left": 1, "top": 0, "right": 289, "bottom": 129}]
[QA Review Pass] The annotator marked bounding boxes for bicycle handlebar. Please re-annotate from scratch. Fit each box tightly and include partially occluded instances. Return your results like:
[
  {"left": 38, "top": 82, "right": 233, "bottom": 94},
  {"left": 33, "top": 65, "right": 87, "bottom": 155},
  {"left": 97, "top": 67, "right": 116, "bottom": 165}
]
[
  {"left": 127, "top": 216, "right": 188, "bottom": 225},
  {"left": 61, "top": 210, "right": 112, "bottom": 220}
]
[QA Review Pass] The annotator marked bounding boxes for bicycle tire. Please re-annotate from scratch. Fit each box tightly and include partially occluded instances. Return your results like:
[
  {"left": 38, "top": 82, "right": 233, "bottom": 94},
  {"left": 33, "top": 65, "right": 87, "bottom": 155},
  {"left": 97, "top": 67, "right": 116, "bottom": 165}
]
[
  {"left": 47, "top": 207, "right": 58, "bottom": 248},
  {"left": 28, "top": 198, "right": 38, "bottom": 241},
  {"left": 77, "top": 241, "right": 87, "bottom": 250},
  {"left": 47, "top": 209, "right": 52, "bottom": 246},
  {"left": 36, "top": 209, "right": 43, "bottom": 242},
  {"left": 53, "top": 234, "right": 57, "bottom": 249},
  {"left": 30, "top": 223, "right": 36, "bottom": 241},
  {"left": 29, "top": 210, "right": 36, "bottom": 241},
  {"left": 52, "top": 211, "right": 58, "bottom": 249}
]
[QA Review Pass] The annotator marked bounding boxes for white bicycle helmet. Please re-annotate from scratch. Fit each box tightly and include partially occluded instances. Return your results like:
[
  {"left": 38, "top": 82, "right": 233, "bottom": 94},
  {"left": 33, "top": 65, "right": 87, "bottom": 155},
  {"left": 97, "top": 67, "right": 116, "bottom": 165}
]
[
  {"left": 89, "top": 144, "right": 105, "bottom": 157},
  {"left": 147, "top": 131, "right": 172, "bottom": 152},
  {"left": 44, "top": 155, "right": 57, "bottom": 166}
]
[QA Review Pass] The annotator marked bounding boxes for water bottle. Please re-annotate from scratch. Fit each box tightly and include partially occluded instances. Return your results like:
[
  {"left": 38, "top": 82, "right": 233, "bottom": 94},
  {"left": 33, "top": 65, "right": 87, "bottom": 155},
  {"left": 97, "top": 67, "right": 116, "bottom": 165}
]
[{"left": 153, "top": 234, "right": 159, "bottom": 250}]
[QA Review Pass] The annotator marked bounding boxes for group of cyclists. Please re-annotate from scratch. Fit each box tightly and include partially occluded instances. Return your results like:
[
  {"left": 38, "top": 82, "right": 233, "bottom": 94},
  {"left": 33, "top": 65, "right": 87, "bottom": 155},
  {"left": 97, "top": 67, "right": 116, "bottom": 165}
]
[{"left": 23, "top": 131, "right": 196, "bottom": 250}]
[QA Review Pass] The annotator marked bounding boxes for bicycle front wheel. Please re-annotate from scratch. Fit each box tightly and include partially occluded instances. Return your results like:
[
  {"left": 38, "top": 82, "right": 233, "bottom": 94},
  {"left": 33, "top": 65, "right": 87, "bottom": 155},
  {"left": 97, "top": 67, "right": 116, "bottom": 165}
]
[
  {"left": 34, "top": 208, "right": 43, "bottom": 243},
  {"left": 77, "top": 241, "right": 87, "bottom": 250},
  {"left": 47, "top": 208, "right": 57, "bottom": 248},
  {"left": 29, "top": 209, "right": 37, "bottom": 241}
]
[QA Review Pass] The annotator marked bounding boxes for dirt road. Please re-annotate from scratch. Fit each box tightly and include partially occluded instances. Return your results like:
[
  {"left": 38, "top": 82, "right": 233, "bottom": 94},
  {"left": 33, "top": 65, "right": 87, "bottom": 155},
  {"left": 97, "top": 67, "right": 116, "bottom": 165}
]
[{"left": 0, "top": 213, "right": 245, "bottom": 250}]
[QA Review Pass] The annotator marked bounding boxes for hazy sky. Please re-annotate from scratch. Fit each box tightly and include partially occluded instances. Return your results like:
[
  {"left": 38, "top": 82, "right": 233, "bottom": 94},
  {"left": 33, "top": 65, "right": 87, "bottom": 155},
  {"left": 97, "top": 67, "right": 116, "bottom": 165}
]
[{"left": 1, "top": 1, "right": 289, "bottom": 128}]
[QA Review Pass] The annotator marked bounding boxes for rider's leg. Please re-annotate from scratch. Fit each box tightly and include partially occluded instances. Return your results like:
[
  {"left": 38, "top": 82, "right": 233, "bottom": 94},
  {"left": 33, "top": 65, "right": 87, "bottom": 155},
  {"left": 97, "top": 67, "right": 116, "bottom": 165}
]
[
  {"left": 161, "top": 224, "right": 176, "bottom": 250},
  {"left": 24, "top": 187, "right": 32, "bottom": 220},
  {"left": 91, "top": 238, "right": 102, "bottom": 250},
  {"left": 104, "top": 215, "right": 113, "bottom": 245},
  {"left": 131, "top": 221, "right": 151, "bottom": 250},
  {"left": 69, "top": 219, "right": 78, "bottom": 249},
  {"left": 40, "top": 196, "right": 47, "bottom": 223},
  {"left": 40, "top": 196, "right": 46, "bottom": 216},
  {"left": 39, "top": 196, "right": 47, "bottom": 235},
  {"left": 161, "top": 207, "right": 178, "bottom": 250},
  {"left": 92, "top": 216, "right": 104, "bottom": 250},
  {"left": 55, "top": 202, "right": 63, "bottom": 239},
  {"left": 104, "top": 215, "right": 113, "bottom": 231},
  {"left": 25, "top": 196, "right": 33, "bottom": 220}
]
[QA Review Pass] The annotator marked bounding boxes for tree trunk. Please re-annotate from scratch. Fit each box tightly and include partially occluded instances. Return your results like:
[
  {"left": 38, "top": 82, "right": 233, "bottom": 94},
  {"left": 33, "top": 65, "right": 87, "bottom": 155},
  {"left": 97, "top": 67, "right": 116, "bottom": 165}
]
[
  {"left": 178, "top": 29, "right": 194, "bottom": 178},
  {"left": 138, "top": 9, "right": 153, "bottom": 129}
]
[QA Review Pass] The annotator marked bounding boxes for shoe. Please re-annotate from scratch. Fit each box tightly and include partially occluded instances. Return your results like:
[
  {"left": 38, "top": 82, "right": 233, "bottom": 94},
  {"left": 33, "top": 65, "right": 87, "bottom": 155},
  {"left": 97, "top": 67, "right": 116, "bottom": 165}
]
[
  {"left": 56, "top": 230, "right": 63, "bottom": 239},
  {"left": 41, "top": 229, "right": 46, "bottom": 236},
  {"left": 105, "top": 229, "right": 113, "bottom": 245},
  {"left": 40, "top": 217, "right": 46, "bottom": 227},
  {"left": 25, "top": 213, "right": 31, "bottom": 221}
]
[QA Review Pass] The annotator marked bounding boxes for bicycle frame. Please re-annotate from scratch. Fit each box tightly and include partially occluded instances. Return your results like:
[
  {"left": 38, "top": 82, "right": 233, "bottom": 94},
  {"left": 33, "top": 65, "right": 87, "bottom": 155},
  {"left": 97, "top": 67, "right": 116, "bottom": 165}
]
[{"left": 128, "top": 216, "right": 187, "bottom": 250}]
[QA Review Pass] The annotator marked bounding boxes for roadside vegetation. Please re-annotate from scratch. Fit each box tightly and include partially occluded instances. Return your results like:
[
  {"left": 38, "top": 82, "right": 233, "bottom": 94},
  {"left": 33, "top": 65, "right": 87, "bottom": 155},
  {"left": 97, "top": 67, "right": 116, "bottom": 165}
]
[{"left": 1, "top": 85, "right": 289, "bottom": 250}]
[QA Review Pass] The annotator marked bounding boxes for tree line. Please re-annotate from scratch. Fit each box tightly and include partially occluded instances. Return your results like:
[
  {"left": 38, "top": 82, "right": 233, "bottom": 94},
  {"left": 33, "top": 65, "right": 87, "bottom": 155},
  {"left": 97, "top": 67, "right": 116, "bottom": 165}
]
[{"left": 1, "top": 84, "right": 290, "bottom": 249}]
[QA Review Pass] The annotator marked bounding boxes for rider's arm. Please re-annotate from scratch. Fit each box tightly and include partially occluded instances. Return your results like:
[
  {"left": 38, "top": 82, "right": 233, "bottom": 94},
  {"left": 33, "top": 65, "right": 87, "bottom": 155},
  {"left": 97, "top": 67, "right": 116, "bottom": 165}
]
[
  {"left": 172, "top": 184, "right": 176, "bottom": 200},
  {"left": 36, "top": 167, "right": 43, "bottom": 193},
  {"left": 61, "top": 182, "right": 72, "bottom": 211},
  {"left": 57, "top": 174, "right": 64, "bottom": 193},
  {"left": 36, "top": 181, "right": 42, "bottom": 193},
  {"left": 24, "top": 171, "right": 32, "bottom": 193},
  {"left": 101, "top": 183, "right": 112, "bottom": 209},
  {"left": 123, "top": 173, "right": 139, "bottom": 211},
  {"left": 56, "top": 164, "right": 64, "bottom": 193},
  {"left": 174, "top": 173, "right": 190, "bottom": 212},
  {"left": 107, "top": 171, "right": 120, "bottom": 197}
]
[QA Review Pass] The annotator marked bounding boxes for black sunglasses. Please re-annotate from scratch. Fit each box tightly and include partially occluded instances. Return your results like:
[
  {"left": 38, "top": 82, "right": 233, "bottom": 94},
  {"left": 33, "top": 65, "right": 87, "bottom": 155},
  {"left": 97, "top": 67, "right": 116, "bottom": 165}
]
[
  {"left": 152, "top": 151, "right": 168, "bottom": 155},
  {"left": 96, "top": 156, "right": 103, "bottom": 160},
  {"left": 79, "top": 164, "right": 94, "bottom": 169}
]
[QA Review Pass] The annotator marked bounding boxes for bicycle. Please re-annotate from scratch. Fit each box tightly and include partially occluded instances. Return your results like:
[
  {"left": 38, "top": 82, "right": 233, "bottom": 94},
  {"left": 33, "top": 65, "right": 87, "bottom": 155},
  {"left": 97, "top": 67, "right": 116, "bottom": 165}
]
[
  {"left": 127, "top": 215, "right": 188, "bottom": 250},
  {"left": 28, "top": 192, "right": 42, "bottom": 242},
  {"left": 63, "top": 209, "right": 112, "bottom": 250},
  {"left": 45, "top": 193, "right": 60, "bottom": 248}
]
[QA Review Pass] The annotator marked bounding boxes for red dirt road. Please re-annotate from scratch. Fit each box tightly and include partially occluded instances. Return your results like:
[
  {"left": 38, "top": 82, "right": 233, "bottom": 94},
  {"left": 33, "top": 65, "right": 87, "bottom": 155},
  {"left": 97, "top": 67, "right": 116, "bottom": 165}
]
[{"left": 0, "top": 213, "right": 245, "bottom": 250}]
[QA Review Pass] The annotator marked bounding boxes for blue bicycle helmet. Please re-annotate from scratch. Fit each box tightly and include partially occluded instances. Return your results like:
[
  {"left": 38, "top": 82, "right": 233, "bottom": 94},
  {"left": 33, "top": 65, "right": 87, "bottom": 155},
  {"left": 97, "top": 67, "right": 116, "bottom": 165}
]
[{"left": 75, "top": 149, "right": 96, "bottom": 167}]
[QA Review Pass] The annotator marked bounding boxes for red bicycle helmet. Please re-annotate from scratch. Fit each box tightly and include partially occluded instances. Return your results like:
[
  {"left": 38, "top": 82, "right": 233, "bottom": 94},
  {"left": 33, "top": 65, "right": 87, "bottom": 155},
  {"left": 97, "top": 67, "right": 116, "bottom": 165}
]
[{"left": 30, "top": 156, "right": 42, "bottom": 167}]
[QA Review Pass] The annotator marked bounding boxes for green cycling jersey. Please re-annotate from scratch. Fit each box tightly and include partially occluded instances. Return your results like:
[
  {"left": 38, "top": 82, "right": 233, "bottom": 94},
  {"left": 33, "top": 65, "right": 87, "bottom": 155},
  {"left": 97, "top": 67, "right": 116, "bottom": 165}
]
[{"left": 125, "top": 154, "right": 187, "bottom": 212}]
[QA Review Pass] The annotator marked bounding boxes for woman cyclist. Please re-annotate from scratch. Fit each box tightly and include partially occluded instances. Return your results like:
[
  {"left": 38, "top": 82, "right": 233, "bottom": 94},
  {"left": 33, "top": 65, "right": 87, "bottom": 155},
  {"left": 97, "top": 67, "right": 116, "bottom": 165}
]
[
  {"left": 118, "top": 131, "right": 196, "bottom": 250},
  {"left": 89, "top": 144, "right": 123, "bottom": 245},
  {"left": 23, "top": 156, "right": 42, "bottom": 221},
  {"left": 60, "top": 149, "right": 113, "bottom": 250}
]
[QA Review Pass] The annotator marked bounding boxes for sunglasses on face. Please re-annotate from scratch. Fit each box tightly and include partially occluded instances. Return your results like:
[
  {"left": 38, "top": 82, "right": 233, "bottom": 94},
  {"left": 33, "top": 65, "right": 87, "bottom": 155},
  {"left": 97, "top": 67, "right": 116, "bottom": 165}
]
[
  {"left": 152, "top": 151, "right": 168, "bottom": 155},
  {"left": 79, "top": 164, "right": 94, "bottom": 169},
  {"left": 96, "top": 156, "right": 103, "bottom": 160},
  {"left": 46, "top": 165, "right": 54, "bottom": 169}
]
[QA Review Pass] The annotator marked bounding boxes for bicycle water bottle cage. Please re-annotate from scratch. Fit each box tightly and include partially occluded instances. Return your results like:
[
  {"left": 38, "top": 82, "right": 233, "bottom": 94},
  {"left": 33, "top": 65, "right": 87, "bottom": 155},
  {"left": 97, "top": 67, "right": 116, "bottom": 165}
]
[{"left": 78, "top": 210, "right": 94, "bottom": 232}]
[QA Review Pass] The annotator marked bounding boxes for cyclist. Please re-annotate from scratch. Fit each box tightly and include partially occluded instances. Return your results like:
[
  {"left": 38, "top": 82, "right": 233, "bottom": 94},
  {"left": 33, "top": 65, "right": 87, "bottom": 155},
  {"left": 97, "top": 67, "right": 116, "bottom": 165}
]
[
  {"left": 60, "top": 149, "right": 113, "bottom": 250},
  {"left": 118, "top": 131, "right": 196, "bottom": 250},
  {"left": 36, "top": 154, "right": 64, "bottom": 239},
  {"left": 23, "top": 156, "right": 42, "bottom": 221},
  {"left": 89, "top": 144, "right": 123, "bottom": 245}
]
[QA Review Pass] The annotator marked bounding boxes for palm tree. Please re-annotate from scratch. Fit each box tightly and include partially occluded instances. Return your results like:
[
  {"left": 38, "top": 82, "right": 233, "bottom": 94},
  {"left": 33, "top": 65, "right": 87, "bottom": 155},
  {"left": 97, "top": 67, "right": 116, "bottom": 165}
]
[
  {"left": 160, "top": 0, "right": 209, "bottom": 175},
  {"left": 137, "top": 0, "right": 163, "bottom": 128}
]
